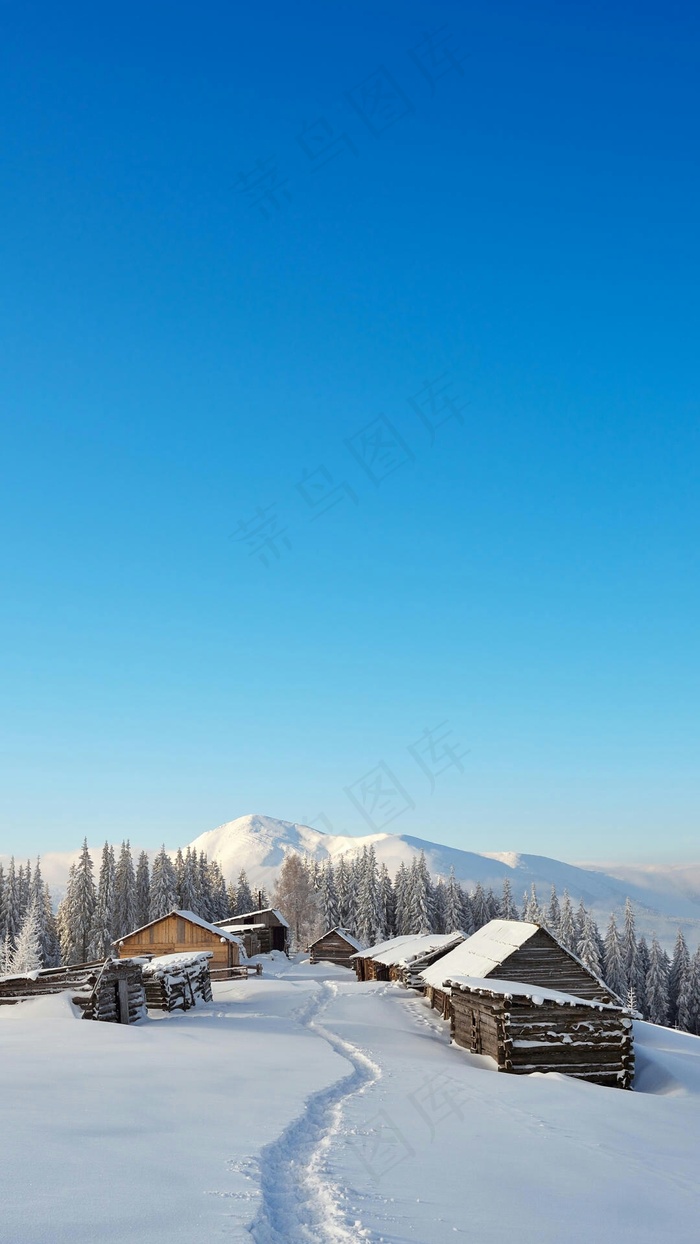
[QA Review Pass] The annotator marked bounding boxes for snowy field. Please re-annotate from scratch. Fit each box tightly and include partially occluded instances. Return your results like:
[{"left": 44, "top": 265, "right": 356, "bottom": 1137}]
[{"left": 1, "top": 957, "right": 699, "bottom": 1243}]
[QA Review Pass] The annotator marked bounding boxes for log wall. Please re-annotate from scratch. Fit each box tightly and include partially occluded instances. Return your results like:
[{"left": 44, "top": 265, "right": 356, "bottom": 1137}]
[
  {"left": 310, "top": 932, "right": 359, "bottom": 966},
  {"left": 451, "top": 986, "right": 634, "bottom": 1089},
  {"left": 142, "top": 953, "right": 213, "bottom": 1012},
  {"left": 118, "top": 914, "right": 237, "bottom": 969}
]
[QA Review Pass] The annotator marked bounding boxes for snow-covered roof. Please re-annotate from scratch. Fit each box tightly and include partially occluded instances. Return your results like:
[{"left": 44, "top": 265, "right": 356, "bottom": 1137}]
[
  {"left": 446, "top": 975, "right": 627, "bottom": 1013},
  {"left": 371, "top": 932, "right": 465, "bottom": 968},
  {"left": 215, "top": 921, "right": 267, "bottom": 932},
  {"left": 350, "top": 934, "right": 417, "bottom": 961},
  {"left": 224, "top": 907, "right": 290, "bottom": 929},
  {"left": 420, "top": 920, "right": 540, "bottom": 992},
  {"left": 310, "top": 927, "right": 365, "bottom": 952},
  {"left": 119, "top": 909, "right": 241, "bottom": 945}
]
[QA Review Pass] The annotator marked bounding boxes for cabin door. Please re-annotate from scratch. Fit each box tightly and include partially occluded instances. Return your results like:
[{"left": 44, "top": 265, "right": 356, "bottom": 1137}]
[
  {"left": 272, "top": 926, "right": 285, "bottom": 952},
  {"left": 470, "top": 1008, "right": 481, "bottom": 1054}
]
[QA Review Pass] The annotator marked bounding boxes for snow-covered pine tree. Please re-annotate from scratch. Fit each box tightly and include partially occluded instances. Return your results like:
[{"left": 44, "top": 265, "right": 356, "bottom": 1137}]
[
  {"left": 603, "top": 912, "right": 626, "bottom": 1000},
  {"left": 433, "top": 879, "right": 447, "bottom": 934},
  {"left": 557, "top": 890, "right": 576, "bottom": 950},
  {"left": 575, "top": 897, "right": 587, "bottom": 942},
  {"left": 174, "top": 848, "right": 185, "bottom": 904},
  {"left": 472, "top": 882, "right": 491, "bottom": 931},
  {"left": 621, "top": 898, "right": 642, "bottom": 1005},
  {"left": 10, "top": 902, "right": 43, "bottom": 974},
  {"left": 486, "top": 887, "right": 500, "bottom": 920},
  {"left": 636, "top": 935, "right": 650, "bottom": 1016},
  {"left": 149, "top": 846, "right": 178, "bottom": 920},
  {"left": 179, "top": 847, "right": 198, "bottom": 912},
  {"left": 196, "top": 851, "right": 213, "bottom": 921},
  {"left": 208, "top": 860, "right": 229, "bottom": 920},
  {"left": 445, "top": 867, "right": 465, "bottom": 932},
  {"left": 645, "top": 935, "right": 670, "bottom": 1026},
  {"left": 577, "top": 911, "right": 602, "bottom": 978},
  {"left": 0, "top": 864, "right": 4, "bottom": 940},
  {"left": 113, "top": 841, "right": 137, "bottom": 938},
  {"left": 406, "top": 852, "right": 436, "bottom": 935},
  {"left": 59, "top": 842, "right": 97, "bottom": 964},
  {"left": 334, "top": 856, "right": 353, "bottom": 931},
  {"left": 379, "top": 864, "right": 395, "bottom": 939},
  {"left": 677, "top": 947, "right": 700, "bottom": 1035},
  {"left": 135, "top": 851, "right": 151, "bottom": 926},
  {"left": 523, "top": 883, "right": 542, "bottom": 925},
  {"left": 357, "top": 847, "right": 384, "bottom": 944},
  {"left": 318, "top": 861, "right": 339, "bottom": 931},
  {"left": 0, "top": 931, "right": 12, "bottom": 974},
  {"left": 499, "top": 877, "right": 516, "bottom": 921},
  {"left": 18, "top": 861, "right": 31, "bottom": 923},
  {"left": 392, "top": 861, "right": 409, "bottom": 935},
  {"left": 29, "top": 860, "right": 60, "bottom": 967},
  {"left": 668, "top": 929, "right": 690, "bottom": 1028},
  {"left": 0, "top": 857, "right": 20, "bottom": 950},
  {"left": 89, "top": 842, "right": 116, "bottom": 959},
  {"left": 547, "top": 886, "right": 560, "bottom": 936},
  {"left": 236, "top": 869, "right": 254, "bottom": 915}
]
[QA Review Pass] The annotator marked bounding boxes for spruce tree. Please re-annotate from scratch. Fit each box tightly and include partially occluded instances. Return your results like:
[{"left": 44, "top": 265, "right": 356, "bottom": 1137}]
[
  {"left": 0, "top": 863, "right": 5, "bottom": 939},
  {"left": 500, "top": 877, "right": 516, "bottom": 921},
  {"left": 668, "top": 929, "right": 690, "bottom": 1028},
  {"left": 179, "top": 848, "right": 198, "bottom": 912},
  {"left": 603, "top": 912, "right": 626, "bottom": 1000},
  {"left": 59, "top": 842, "right": 97, "bottom": 964},
  {"left": 135, "top": 852, "right": 151, "bottom": 926},
  {"left": 445, "top": 867, "right": 466, "bottom": 931},
  {"left": 645, "top": 935, "right": 670, "bottom": 1026},
  {"left": 379, "top": 864, "right": 395, "bottom": 939},
  {"left": 406, "top": 852, "right": 435, "bottom": 934},
  {"left": 149, "top": 846, "right": 178, "bottom": 920},
  {"left": 523, "top": 883, "right": 542, "bottom": 925},
  {"left": 621, "top": 899, "right": 642, "bottom": 1006},
  {"left": 472, "top": 882, "right": 491, "bottom": 931},
  {"left": 10, "top": 902, "right": 43, "bottom": 974},
  {"left": 0, "top": 858, "right": 20, "bottom": 949},
  {"left": 335, "top": 856, "right": 353, "bottom": 931},
  {"left": 89, "top": 842, "right": 116, "bottom": 959},
  {"left": 636, "top": 935, "right": 650, "bottom": 1015},
  {"left": 547, "top": 886, "right": 560, "bottom": 936},
  {"left": 432, "top": 880, "right": 447, "bottom": 934},
  {"left": 236, "top": 869, "right": 254, "bottom": 915},
  {"left": 577, "top": 911, "right": 602, "bottom": 978},
  {"left": 393, "top": 861, "right": 409, "bottom": 935},
  {"left": 357, "top": 847, "right": 384, "bottom": 944},
  {"left": 318, "top": 861, "right": 339, "bottom": 931},
  {"left": 196, "top": 851, "right": 213, "bottom": 921},
  {"left": 557, "top": 890, "right": 576, "bottom": 951},
  {"left": 114, "top": 841, "right": 137, "bottom": 938},
  {"left": 678, "top": 947, "right": 700, "bottom": 1035}
]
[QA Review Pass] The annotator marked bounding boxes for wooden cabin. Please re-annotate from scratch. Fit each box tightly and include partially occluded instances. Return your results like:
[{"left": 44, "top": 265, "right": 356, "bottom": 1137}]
[
  {"left": 216, "top": 908, "right": 290, "bottom": 955},
  {"left": 420, "top": 919, "right": 619, "bottom": 1021},
  {"left": 116, "top": 909, "right": 243, "bottom": 969},
  {"left": 350, "top": 933, "right": 464, "bottom": 984},
  {"left": 449, "top": 976, "right": 634, "bottom": 1088},
  {"left": 351, "top": 935, "right": 417, "bottom": 981},
  {"left": 309, "top": 927, "right": 364, "bottom": 967}
]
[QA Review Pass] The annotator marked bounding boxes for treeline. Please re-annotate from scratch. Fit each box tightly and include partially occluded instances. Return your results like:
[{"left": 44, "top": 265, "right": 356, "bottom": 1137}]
[
  {"left": 273, "top": 846, "right": 700, "bottom": 1036},
  {"left": 0, "top": 841, "right": 264, "bottom": 974}
]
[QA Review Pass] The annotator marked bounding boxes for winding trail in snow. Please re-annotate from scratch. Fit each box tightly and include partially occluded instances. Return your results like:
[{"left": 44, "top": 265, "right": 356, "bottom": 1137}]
[{"left": 246, "top": 980, "right": 381, "bottom": 1244}]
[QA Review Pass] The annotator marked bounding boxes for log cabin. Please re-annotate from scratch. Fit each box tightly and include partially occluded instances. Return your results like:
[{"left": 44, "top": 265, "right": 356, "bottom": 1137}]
[
  {"left": 448, "top": 976, "right": 634, "bottom": 1088},
  {"left": 351, "top": 932, "right": 465, "bottom": 984},
  {"left": 215, "top": 908, "right": 290, "bottom": 955},
  {"left": 420, "top": 919, "right": 620, "bottom": 1021},
  {"left": 309, "top": 927, "right": 365, "bottom": 967},
  {"left": 116, "top": 909, "right": 243, "bottom": 970}
]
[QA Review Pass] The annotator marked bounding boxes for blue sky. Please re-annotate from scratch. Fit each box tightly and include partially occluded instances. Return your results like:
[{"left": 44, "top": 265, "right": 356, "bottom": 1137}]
[{"left": 1, "top": 0, "right": 699, "bottom": 862}]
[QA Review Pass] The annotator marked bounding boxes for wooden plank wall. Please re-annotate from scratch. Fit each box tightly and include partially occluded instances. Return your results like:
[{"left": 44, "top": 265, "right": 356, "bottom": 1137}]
[
  {"left": 310, "top": 932, "right": 357, "bottom": 966},
  {"left": 495, "top": 930, "right": 616, "bottom": 1003}
]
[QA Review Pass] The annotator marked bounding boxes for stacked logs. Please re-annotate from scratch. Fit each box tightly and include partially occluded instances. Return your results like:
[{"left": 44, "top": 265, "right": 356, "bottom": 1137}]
[{"left": 141, "top": 951, "right": 214, "bottom": 1012}]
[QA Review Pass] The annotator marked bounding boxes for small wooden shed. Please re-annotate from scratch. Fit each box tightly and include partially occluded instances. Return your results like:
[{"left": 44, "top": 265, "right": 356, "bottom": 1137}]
[
  {"left": 448, "top": 976, "right": 634, "bottom": 1088},
  {"left": 420, "top": 919, "right": 619, "bottom": 1021},
  {"left": 309, "top": 927, "right": 365, "bottom": 966},
  {"left": 216, "top": 908, "right": 290, "bottom": 955},
  {"left": 350, "top": 933, "right": 464, "bottom": 984},
  {"left": 350, "top": 934, "right": 417, "bottom": 981},
  {"left": 116, "top": 909, "right": 243, "bottom": 969}
]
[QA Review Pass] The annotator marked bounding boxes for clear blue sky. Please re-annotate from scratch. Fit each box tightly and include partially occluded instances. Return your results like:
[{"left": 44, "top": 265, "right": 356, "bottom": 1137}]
[{"left": 1, "top": 0, "right": 698, "bottom": 862}]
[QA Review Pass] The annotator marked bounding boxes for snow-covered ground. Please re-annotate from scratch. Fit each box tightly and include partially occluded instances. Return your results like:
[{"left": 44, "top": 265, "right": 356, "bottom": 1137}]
[{"left": 1, "top": 957, "right": 699, "bottom": 1243}]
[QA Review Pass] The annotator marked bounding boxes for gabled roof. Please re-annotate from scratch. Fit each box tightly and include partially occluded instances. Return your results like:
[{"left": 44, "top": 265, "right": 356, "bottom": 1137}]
[
  {"left": 371, "top": 932, "right": 465, "bottom": 968},
  {"left": 350, "top": 934, "right": 417, "bottom": 961},
  {"left": 310, "top": 927, "right": 365, "bottom": 952},
  {"left": 118, "top": 909, "right": 241, "bottom": 945},
  {"left": 420, "top": 920, "right": 540, "bottom": 991},
  {"left": 218, "top": 907, "right": 290, "bottom": 929}
]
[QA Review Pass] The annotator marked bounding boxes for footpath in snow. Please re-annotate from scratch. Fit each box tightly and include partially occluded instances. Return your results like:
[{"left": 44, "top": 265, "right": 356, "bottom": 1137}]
[{"left": 1, "top": 955, "right": 699, "bottom": 1243}]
